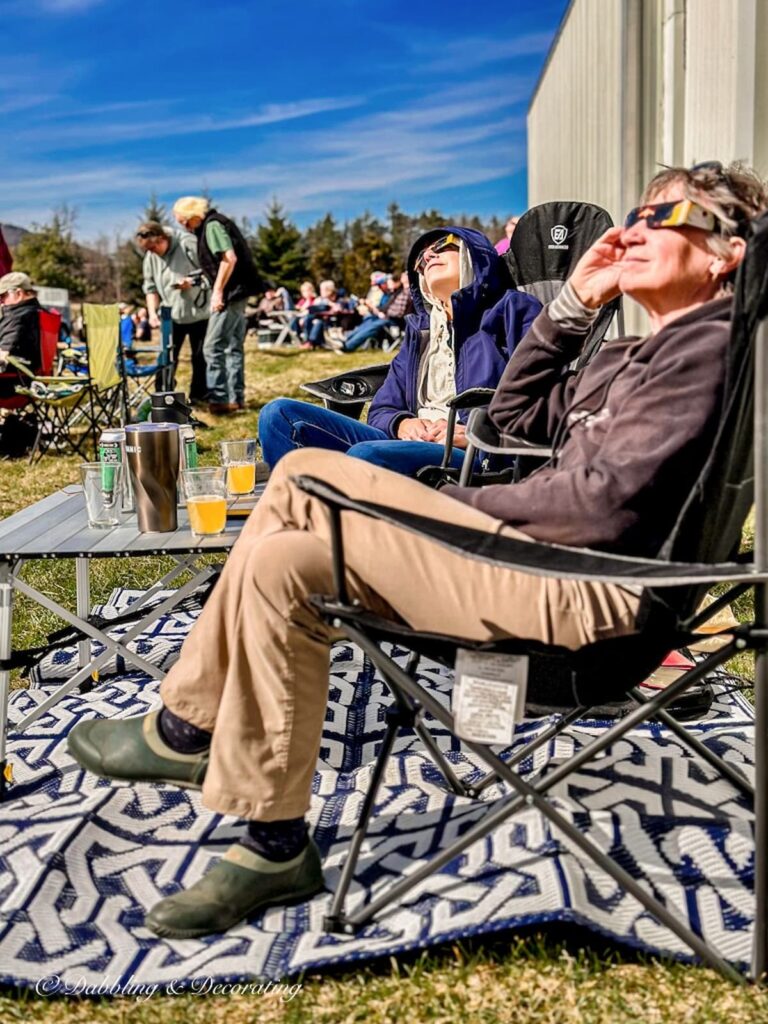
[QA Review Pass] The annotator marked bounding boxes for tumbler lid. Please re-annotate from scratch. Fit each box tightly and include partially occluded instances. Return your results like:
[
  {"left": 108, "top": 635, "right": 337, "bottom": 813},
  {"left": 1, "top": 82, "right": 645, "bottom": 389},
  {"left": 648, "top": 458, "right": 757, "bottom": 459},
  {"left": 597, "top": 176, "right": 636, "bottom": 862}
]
[{"left": 150, "top": 391, "right": 191, "bottom": 424}]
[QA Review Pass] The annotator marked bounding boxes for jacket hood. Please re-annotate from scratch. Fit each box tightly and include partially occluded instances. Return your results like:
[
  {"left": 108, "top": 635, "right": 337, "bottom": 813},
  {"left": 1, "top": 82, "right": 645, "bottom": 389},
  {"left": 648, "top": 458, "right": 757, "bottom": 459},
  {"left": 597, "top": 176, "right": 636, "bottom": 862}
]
[{"left": 406, "top": 225, "right": 511, "bottom": 324}]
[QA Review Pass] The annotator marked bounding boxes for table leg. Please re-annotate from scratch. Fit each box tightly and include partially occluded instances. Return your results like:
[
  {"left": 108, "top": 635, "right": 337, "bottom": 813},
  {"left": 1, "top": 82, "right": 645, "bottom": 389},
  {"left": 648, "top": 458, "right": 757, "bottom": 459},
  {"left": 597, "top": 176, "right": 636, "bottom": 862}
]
[
  {"left": 75, "top": 557, "right": 94, "bottom": 693},
  {"left": 0, "top": 563, "right": 15, "bottom": 798}
]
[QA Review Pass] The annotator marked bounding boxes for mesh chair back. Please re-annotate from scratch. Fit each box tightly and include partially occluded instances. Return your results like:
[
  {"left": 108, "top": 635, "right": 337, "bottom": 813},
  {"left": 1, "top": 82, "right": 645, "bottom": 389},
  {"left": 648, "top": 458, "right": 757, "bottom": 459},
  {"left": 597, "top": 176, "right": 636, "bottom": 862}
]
[
  {"left": 82, "top": 303, "right": 121, "bottom": 390},
  {"left": 506, "top": 201, "right": 620, "bottom": 365},
  {"left": 38, "top": 309, "right": 61, "bottom": 375}
]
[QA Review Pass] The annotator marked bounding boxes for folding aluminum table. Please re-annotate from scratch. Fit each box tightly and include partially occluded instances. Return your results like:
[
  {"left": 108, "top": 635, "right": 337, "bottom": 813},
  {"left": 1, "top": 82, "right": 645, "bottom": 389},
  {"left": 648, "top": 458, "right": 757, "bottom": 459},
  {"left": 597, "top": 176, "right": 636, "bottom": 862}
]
[{"left": 0, "top": 483, "right": 264, "bottom": 795}]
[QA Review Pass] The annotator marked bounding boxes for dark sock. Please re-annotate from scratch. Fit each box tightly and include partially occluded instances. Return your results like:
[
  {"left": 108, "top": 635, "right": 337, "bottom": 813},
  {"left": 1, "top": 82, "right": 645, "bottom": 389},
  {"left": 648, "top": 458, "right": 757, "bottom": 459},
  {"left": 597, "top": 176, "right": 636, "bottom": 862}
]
[
  {"left": 157, "top": 707, "right": 212, "bottom": 754},
  {"left": 239, "top": 818, "right": 309, "bottom": 863}
]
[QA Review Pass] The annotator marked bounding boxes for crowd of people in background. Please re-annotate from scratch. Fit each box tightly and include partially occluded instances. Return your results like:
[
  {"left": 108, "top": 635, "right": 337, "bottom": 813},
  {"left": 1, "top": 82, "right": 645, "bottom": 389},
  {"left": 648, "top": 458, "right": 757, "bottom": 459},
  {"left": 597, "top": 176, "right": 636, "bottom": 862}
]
[{"left": 1, "top": 198, "right": 522, "bottom": 433}]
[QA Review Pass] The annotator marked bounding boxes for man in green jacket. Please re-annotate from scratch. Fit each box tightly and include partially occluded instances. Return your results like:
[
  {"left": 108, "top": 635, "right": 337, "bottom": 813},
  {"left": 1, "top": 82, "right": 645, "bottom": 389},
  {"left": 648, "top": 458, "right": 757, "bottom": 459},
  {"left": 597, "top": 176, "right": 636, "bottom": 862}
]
[{"left": 136, "top": 222, "right": 210, "bottom": 405}]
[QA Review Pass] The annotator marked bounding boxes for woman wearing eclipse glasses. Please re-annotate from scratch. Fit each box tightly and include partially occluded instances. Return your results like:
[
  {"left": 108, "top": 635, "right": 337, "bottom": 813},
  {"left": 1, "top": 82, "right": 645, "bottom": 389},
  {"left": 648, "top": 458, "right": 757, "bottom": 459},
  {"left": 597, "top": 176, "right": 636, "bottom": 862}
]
[
  {"left": 258, "top": 225, "right": 542, "bottom": 477},
  {"left": 68, "top": 163, "right": 768, "bottom": 940}
]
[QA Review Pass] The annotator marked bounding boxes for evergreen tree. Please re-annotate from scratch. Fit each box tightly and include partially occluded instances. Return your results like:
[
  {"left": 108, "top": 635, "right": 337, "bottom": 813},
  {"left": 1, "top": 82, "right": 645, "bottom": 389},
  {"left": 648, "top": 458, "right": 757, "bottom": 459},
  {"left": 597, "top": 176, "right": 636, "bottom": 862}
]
[
  {"left": 341, "top": 212, "right": 394, "bottom": 297},
  {"left": 114, "top": 235, "right": 145, "bottom": 304},
  {"left": 142, "top": 191, "right": 168, "bottom": 224},
  {"left": 14, "top": 206, "right": 86, "bottom": 295},
  {"left": 251, "top": 199, "right": 307, "bottom": 294},
  {"left": 387, "top": 202, "right": 415, "bottom": 266},
  {"left": 304, "top": 213, "right": 345, "bottom": 286}
]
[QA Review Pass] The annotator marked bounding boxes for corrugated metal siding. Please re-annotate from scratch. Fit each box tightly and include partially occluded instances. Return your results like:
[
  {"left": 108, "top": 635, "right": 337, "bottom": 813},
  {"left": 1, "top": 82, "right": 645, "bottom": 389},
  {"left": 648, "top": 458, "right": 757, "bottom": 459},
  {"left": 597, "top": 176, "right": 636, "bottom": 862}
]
[
  {"left": 528, "top": 0, "right": 625, "bottom": 222},
  {"left": 684, "top": 0, "right": 755, "bottom": 164},
  {"left": 754, "top": 0, "right": 768, "bottom": 175}
]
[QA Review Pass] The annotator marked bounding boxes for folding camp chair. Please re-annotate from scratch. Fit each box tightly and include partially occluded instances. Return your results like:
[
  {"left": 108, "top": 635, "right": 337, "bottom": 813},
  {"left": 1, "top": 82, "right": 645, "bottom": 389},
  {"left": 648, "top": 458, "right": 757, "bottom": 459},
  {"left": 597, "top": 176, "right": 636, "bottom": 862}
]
[
  {"left": 293, "top": 211, "right": 768, "bottom": 982},
  {"left": 0, "top": 309, "right": 60, "bottom": 456},
  {"left": 505, "top": 200, "right": 623, "bottom": 360},
  {"left": 0, "top": 308, "right": 60, "bottom": 412},
  {"left": 20, "top": 303, "right": 127, "bottom": 461},
  {"left": 123, "top": 305, "right": 173, "bottom": 412}
]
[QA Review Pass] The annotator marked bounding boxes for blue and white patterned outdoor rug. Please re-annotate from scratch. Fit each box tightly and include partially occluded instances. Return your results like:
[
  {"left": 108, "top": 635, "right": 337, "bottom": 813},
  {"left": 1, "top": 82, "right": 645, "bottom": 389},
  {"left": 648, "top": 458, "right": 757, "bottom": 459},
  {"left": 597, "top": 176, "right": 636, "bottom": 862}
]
[{"left": 0, "top": 588, "right": 756, "bottom": 989}]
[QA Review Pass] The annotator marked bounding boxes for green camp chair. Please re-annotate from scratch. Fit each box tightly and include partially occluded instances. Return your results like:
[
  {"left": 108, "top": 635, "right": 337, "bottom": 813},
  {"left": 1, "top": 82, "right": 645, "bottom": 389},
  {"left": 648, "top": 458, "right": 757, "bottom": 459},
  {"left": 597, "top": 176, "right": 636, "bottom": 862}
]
[{"left": 19, "top": 303, "right": 127, "bottom": 462}]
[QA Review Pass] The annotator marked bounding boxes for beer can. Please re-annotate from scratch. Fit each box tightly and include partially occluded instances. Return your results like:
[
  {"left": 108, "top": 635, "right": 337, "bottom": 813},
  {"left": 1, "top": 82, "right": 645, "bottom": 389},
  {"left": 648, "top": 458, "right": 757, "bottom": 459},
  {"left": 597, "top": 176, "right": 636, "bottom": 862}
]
[
  {"left": 179, "top": 424, "right": 199, "bottom": 470},
  {"left": 98, "top": 427, "right": 134, "bottom": 512}
]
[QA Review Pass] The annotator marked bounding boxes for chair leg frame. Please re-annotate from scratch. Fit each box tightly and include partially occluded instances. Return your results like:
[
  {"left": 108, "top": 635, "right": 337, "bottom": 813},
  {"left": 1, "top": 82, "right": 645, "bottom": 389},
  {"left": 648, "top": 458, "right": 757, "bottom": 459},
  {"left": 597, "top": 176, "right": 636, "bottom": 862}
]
[{"left": 327, "top": 618, "right": 749, "bottom": 983}]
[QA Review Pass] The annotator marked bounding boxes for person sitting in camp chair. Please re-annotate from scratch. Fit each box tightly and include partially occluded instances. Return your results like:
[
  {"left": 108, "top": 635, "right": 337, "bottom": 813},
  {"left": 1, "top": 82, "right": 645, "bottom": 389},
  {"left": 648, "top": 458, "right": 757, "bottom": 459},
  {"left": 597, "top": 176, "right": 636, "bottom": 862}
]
[
  {"left": 258, "top": 227, "right": 542, "bottom": 477},
  {"left": 0, "top": 272, "right": 42, "bottom": 394},
  {"left": 68, "top": 162, "right": 767, "bottom": 938}
]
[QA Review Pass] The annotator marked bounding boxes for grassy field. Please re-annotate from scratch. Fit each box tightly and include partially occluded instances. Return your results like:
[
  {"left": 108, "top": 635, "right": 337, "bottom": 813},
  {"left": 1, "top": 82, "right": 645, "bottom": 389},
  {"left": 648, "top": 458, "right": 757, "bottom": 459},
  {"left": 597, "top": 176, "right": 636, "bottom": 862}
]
[{"left": 0, "top": 339, "right": 763, "bottom": 1023}]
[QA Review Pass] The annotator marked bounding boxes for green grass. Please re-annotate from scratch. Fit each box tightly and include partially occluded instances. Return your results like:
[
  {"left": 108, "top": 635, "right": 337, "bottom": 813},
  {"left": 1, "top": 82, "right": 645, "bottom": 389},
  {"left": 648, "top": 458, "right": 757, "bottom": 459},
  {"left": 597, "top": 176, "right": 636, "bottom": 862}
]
[{"left": 0, "top": 339, "right": 762, "bottom": 1022}]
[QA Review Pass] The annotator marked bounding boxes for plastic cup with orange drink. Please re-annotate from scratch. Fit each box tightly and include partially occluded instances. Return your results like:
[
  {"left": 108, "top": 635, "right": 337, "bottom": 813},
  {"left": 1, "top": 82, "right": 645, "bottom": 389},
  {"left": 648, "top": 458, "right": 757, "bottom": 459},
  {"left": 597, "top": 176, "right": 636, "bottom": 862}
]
[
  {"left": 219, "top": 438, "right": 257, "bottom": 496},
  {"left": 182, "top": 467, "right": 227, "bottom": 538}
]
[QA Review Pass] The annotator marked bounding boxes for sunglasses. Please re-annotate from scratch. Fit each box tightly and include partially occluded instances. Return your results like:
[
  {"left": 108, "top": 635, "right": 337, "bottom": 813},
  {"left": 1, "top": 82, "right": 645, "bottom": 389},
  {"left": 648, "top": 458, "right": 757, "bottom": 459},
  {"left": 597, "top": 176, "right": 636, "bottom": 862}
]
[
  {"left": 415, "top": 234, "right": 460, "bottom": 274},
  {"left": 624, "top": 199, "right": 718, "bottom": 232},
  {"left": 136, "top": 230, "right": 162, "bottom": 240}
]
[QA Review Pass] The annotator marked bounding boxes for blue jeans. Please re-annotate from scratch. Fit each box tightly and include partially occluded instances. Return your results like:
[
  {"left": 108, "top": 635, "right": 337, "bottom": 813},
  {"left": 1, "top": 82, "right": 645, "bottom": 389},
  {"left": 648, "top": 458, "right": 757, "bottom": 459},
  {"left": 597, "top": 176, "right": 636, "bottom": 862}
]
[
  {"left": 258, "top": 398, "right": 470, "bottom": 477},
  {"left": 203, "top": 300, "right": 247, "bottom": 404},
  {"left": 342, "top": 316, "right": 392, "bottom": 352}
]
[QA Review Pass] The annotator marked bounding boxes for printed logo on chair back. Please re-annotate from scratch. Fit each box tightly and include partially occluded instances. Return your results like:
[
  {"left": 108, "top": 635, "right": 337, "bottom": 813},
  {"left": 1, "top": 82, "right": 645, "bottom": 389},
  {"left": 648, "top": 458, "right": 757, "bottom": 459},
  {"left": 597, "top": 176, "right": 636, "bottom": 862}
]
[{"left": 549, "top": 225, "right": 569, "bottom": 249}]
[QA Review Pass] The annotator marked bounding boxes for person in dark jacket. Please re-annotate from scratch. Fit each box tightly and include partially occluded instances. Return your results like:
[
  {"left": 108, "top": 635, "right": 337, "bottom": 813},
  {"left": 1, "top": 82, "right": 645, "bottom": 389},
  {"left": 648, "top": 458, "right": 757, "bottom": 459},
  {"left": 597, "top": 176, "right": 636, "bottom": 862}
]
[
  {"left": 173, "top": 196, "right": 265, "bottom": 415},
  {"left": 258, "top": 226, "right": 542, "bottom": 477},
  {"left": 0, "top": 272, "right": 42, "bottom": 398},
  {"left": 68, "top": 163, "right": 767, "bottom": 939}
]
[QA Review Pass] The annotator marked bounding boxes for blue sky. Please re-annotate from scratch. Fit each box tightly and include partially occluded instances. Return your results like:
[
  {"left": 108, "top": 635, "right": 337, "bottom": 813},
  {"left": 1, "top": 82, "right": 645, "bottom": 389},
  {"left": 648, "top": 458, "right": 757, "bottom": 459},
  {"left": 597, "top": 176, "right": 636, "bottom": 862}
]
[{"left": 1, "top": 0, "right": 568, "bottom": 243}]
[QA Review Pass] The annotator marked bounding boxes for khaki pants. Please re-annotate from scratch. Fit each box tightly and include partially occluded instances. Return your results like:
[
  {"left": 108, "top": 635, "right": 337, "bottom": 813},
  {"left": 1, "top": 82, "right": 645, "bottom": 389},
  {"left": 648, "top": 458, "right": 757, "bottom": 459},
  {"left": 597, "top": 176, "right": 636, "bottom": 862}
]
[{"left": 161, "top": 448, "right": 640, "bottom": 821}]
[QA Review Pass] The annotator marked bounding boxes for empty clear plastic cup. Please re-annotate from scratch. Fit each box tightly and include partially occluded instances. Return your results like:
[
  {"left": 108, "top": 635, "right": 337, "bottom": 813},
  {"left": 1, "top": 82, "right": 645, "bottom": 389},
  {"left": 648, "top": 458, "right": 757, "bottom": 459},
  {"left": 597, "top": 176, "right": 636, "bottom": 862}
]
[
  {"left": 182, "top": 467, "right": 227, "bottom": 537},
  {"left": 219, "top": 438, "right": 257, "bottom": 496},
  {"left": 81, "top": 462, "right": 122, "bottom": 528}
]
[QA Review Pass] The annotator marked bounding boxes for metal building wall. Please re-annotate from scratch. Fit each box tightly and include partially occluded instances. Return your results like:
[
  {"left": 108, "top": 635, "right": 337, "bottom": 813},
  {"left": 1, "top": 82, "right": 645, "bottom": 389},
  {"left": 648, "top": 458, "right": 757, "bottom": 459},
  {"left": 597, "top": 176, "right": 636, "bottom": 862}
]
[
  {"left": 527, "top": 0, "right": 767, "bottom": 331},
  {"left": 684, "top": 0, "right": 760, "bottom": 166},
  {"left": 527, "top": 0, "right": 626, "bottom": 220}
]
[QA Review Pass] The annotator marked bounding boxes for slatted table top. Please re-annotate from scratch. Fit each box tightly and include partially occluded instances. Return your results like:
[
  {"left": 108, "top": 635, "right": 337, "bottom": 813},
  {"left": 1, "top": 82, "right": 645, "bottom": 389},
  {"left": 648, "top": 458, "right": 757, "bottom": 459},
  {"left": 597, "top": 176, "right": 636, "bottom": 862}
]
[{"left": 0, "top": 484, "right": 265, "bottom": 560}]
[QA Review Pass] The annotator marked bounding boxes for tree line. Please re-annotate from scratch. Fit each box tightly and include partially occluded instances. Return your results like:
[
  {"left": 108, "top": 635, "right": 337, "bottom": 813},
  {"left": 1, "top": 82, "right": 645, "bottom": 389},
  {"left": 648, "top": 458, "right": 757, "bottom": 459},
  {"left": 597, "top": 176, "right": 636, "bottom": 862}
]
[{"left": 11, "top": 196, "right": 507, "bottom": 303}]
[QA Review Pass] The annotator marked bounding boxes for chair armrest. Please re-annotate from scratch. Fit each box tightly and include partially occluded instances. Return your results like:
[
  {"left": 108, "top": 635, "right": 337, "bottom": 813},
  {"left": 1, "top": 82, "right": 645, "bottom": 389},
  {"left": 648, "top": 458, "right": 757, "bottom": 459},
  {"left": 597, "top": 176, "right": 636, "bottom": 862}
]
[
  {"left": 301, "top": 363, "right": 391, "bottom": 406},
  {"left": 465, "top": 407, "right": 553, "bottom": 458},
  {"left": 446, "top": 387, "right": 496, "bottom": 411},
  {"left": 292, "top": 473, "right": 764, "bottom": 587}
]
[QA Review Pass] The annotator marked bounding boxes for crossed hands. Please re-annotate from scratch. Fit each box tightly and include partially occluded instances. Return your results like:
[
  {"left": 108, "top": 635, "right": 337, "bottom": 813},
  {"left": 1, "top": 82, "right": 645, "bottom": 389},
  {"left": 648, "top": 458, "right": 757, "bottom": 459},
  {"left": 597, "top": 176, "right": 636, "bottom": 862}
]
[{"left": 397, "top": 417, "right": 468, "bottom": 448}]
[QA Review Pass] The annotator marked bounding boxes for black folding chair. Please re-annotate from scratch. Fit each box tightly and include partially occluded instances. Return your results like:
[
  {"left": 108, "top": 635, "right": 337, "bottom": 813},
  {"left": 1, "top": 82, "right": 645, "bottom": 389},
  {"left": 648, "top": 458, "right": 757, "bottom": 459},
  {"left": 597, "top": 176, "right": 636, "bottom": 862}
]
[
  {"left": 301, "top": 363, "right": 392, "bottom": 422},
  {"left": 293, "top": 211, "right": 768, "bottom": 982}
]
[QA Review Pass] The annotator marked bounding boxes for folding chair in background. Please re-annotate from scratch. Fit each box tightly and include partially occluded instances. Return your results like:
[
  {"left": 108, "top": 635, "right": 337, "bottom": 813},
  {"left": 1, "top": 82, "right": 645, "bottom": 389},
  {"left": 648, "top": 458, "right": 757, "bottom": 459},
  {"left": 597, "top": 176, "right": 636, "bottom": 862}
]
[
  {"left": 0, "top": 308, "right": 61, "bottom": 413},
  {"left": 21, "top": 303, "right": 127, "bottom": 461},
  {"left": 123, "top": 305, "right": 173, "bottom": 414},
  {"left": 294, "top": 211, "right": 768, "bottom": 983}
]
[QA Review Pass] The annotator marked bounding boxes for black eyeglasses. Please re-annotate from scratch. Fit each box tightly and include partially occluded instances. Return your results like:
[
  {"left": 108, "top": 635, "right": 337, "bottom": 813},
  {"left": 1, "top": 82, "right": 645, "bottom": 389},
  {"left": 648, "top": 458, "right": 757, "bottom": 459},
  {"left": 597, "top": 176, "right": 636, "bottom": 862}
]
[{"left": 135, "top": 231, "right": 160, "bottom": 240}]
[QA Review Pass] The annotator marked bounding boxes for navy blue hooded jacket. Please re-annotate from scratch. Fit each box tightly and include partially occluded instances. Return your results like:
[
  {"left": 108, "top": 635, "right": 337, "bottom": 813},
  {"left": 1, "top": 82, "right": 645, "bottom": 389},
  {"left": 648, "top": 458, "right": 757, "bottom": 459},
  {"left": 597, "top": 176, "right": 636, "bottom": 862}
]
[{"left": 367, "top": 226, "right": 542, "bottom": 437}]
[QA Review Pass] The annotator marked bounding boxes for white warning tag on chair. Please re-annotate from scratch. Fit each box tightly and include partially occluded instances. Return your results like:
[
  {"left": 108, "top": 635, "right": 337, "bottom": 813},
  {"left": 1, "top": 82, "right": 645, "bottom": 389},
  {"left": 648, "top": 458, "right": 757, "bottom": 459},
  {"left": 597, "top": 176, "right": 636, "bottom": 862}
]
[{"left": 453, "top": 650, "right": 528, "bottom": 745}]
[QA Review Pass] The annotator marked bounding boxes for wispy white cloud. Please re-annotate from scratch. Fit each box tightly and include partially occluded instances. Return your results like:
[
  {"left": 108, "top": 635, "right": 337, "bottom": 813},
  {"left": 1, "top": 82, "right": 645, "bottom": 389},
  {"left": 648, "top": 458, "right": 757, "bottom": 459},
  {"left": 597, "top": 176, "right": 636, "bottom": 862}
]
[
  {"left": 4, "top": 67, "right": 533, "bottom": 240},
  {"left": 9, "top": 95, "right": 366, "bottom": 152},
  {"left": 409, "top": 29, "right": 554, "bottom": 72}
]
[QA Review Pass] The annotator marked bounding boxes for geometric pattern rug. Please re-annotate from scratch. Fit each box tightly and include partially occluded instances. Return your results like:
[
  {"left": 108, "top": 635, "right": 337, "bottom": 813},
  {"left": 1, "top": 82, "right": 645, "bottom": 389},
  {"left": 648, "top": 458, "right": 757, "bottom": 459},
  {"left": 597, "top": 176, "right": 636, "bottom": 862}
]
[{"left": 0, "top": 590, "right": 755, "bottom": 989}]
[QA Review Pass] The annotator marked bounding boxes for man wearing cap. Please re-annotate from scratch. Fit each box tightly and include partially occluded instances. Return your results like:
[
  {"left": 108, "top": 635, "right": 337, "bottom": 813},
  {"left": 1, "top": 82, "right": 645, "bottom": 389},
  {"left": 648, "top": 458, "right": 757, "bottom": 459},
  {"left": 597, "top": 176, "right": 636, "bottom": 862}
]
[
  {"left": 135, "top": 221, "right": 210, "bottom": 405},
  {"left": 172, "top": 196, "right": 266, "bottom": 415},
  {"left": 0, "top": 272, "right": 42, "bottom": 396}
]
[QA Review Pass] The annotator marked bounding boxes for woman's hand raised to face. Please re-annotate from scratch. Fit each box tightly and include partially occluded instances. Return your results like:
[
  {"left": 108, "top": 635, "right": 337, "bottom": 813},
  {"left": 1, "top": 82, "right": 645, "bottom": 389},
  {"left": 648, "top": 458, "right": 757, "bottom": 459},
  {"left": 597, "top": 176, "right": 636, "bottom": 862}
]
[{"left": 568, "top": 226, "right": 627, "bottom": 310}]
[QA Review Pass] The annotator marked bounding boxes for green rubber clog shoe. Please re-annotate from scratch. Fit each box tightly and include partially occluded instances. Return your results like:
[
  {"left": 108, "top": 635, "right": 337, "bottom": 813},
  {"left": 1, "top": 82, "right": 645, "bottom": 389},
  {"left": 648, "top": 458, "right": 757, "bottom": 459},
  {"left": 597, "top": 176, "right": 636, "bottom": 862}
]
[
  {"left": 67, "top": 710, "right": 209, "bottom": 789},
  {"left": 145, "top": 839, "right": 325, "bottom": 938}
]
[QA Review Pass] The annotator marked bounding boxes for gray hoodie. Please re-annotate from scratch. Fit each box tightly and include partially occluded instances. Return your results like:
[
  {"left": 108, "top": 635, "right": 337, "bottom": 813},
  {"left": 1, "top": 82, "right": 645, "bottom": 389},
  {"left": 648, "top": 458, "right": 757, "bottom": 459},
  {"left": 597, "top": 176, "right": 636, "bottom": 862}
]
[{"left": 142, "top": 229, "right": 209, "bottom": 324}]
